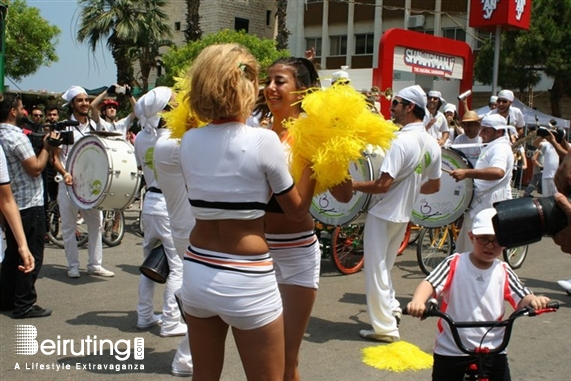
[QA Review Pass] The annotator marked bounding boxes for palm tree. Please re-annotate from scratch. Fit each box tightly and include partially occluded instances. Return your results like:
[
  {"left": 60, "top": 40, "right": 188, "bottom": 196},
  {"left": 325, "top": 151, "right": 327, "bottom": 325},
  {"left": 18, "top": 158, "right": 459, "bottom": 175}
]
[
  {"left": 275, "top": 0, "right": 290, "bottom": 50},
  {"left": 76, "top": 0, "right": 172, "bottom": 90},
  {"left": 185, "top": 0, "right": 202, "bottom": 42}
]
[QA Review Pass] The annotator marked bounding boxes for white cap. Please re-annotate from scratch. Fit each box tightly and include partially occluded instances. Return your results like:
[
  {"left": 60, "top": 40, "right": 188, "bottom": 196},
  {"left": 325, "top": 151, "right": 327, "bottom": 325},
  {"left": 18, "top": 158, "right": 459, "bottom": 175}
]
[
  {"left": 135, "top": 86, "right": 173, "bottom": 130},
  {"left": 489, "top": 95, "right": 498, "bottom": 104},
  {"left": 443, "top": 103, "right": 457, "bottom": 114},
  {"left": 331, "top": 70, "right": 350, "bottom": 83},
  {"left": 481, "top": 114, "right": 517, "bottom": 135},
  {"left": 428, "top": 90, "right": 441, "bottom": 99},
  {"left": 497, "top": 90, "right": 514, "bottom": 102},
  {"left": 396, "top": 85, "right": 427, "bottom": 109},
  {"left": 472, "top": 208, "right": 497, "bottom": 236},
  {"left": 62, "top": 85, "right": 87, "bottom": 106}
]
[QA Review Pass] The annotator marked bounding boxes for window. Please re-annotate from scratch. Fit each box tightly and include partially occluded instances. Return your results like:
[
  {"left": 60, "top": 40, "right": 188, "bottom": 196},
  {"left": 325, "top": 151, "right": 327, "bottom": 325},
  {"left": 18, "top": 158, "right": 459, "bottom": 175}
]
[
  {"left": 330, "top": 35, "right": 347, "bottom": 56},
  {"left": 306, "top": 38, "right": 322, "bottom": 57},
  {"left": 235, "top": 17, "right": 249, "bottom": 33},
  {"left": 266, "top": 10, "right": 271, "bottom": 26},
  {"left": 442, "top": 28, "right": 466, "bottom": 42},
  {"left": 174, "top": 22, "right": 181, "bottom": 31},
  {"left": 355, "top": 33, "right": 374, "bottom": 55}
]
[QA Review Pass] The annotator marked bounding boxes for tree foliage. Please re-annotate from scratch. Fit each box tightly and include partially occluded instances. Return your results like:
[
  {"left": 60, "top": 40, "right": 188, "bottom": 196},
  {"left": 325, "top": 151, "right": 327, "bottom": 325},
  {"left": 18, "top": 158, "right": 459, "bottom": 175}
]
[
  {"left": 474, "top": 0, "right": 571, "bottom": 116},
  {"left": 158, "top": 29, "right": 289, "bottom": 87},
  {"left": 4, "top": 0, "right": 60, "bottom": 82}
]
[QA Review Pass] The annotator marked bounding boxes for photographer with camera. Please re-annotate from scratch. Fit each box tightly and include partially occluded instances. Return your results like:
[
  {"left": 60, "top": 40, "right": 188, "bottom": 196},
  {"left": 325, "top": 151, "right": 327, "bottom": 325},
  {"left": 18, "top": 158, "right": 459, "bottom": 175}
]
[
  {"left": 533, "top": 125, "right": 569, "bottom": 198},
  {"left": 0, "top": 93, "right": 57, "bottom": 319},
  {"left": 90, "top": 84, "right": 136, "bottom": 139},
  {"left": 450, "top": 114, "right": 514, "bottom": 254},
  {"left": 51, "top": 85, "right": 114, "bottom": 279}
]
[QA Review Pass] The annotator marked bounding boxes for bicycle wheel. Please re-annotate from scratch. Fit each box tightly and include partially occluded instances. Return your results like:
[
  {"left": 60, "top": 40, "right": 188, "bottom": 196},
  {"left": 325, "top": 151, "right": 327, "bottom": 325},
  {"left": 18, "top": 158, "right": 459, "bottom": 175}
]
[
  {"left": 102, "top": 210, "right": 125, "bottom": 247},
  {"left": 135, "top": 186, "right": 145, "bottom": 237},
  {"left": 416, "top": 226, "right": 452, "bottom": 275},
  {"left": 408, "top": 223, "right": 421, "bottom": 245},
  {"left": 503, "top": 245, "right": 528, "bottom": 269},
  {"left": 331, "top": 224, "right": 365, "bottom": 275},
  {"left": 47, "top": 201, "right": 89, "bottom": 248},
  {"left": 397, "top": 222, "right": 412, "bottom": 256}
]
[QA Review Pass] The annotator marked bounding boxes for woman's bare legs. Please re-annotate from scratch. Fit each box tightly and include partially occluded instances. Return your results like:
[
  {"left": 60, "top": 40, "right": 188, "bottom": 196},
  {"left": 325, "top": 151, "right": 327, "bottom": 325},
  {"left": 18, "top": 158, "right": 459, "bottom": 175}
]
[
  {"left": 233, "top": 314, "right": 285, "bottom": 381},
  {"left": 279, "top": 284, "right": 317, "bottom": 381},
  {"left": 185, "top": 313, "right": 229, "bottom": 381}
]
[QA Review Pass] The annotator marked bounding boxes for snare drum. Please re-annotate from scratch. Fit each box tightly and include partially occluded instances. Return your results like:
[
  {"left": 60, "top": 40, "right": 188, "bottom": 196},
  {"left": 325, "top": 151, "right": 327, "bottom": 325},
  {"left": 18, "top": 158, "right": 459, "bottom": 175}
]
[
  {"left": 310, "top": 147, "right": 384, "bottom": 226},
  {"left": 67, "top": 134, "right": 141, "bottom": 210},
  {"left": 411, "top": 147, "right": 474, "bottom": 228}
]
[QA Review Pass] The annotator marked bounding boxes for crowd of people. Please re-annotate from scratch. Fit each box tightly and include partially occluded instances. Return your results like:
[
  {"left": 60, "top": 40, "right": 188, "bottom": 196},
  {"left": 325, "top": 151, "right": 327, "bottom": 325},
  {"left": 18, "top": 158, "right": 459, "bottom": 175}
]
[{"left": 1, "top": 42, "right": 571, "bottom": 380}]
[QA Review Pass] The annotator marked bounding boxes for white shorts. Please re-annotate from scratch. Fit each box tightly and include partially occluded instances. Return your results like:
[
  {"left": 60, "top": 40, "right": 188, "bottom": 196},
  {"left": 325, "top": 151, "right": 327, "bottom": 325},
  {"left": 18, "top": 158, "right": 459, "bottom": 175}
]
[
  {"left": 180, "top": 245, "right": 282, "bottom": 330},
  {"left": 266, "top": 230, "right": 320, "bottom": 289}
]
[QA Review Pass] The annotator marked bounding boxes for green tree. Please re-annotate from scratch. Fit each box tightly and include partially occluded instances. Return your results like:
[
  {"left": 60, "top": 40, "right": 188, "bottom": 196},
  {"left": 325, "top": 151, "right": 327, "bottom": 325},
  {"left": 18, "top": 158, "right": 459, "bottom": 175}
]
[
  {"left": 185, "top": 0, "right": 202, "bottom": 42},
  {"left": 5, "top": 0, "right": 60, "bottom": 82},
  {"left": 76, "top": 0, "right": 172, "bottom": 91},
  {"left": 474, "top": 0, "right": 571, "bottom": 117},
  {"left": 158, "top": 29, "right": 289, "bottom": 87},
  {"left": 275, "top": 0, "right": 289, "bottom": 50}
]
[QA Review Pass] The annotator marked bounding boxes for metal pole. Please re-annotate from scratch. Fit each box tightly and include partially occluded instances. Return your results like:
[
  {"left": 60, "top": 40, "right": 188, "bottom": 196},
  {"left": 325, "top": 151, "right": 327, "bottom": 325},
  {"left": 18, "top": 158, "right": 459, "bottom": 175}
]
[
  {"left": 0, "top": 3, "right": 7, "bottom": 93},
  {"left": 491, "top": 24, "right": 501, "bottom": 95}
]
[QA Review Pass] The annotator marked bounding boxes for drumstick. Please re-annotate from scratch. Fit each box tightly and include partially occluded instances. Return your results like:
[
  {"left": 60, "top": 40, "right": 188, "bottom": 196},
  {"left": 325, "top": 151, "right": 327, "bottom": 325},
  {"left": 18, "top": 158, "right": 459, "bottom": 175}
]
[{"left": 442, "top": 168, "right": 452, "bottom": 174}]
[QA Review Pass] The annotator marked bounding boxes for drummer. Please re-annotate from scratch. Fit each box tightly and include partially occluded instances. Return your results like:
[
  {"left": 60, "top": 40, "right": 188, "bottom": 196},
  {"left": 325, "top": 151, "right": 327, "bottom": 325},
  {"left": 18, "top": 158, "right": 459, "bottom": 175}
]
[
  {"left": 452, "top": 110, "right": 483, "bottom": 168},
  {"left": 352, "top": 85, "right": 441, "bottom": 343},
  {"left": 90, "top": 84, "right": 136, "bottom": 140},
  {"left": 450, "top": 114, "right": 514, "bottom": 253},
  {"left": 52, "top": 85, "right": 114, "bottom": 278}
]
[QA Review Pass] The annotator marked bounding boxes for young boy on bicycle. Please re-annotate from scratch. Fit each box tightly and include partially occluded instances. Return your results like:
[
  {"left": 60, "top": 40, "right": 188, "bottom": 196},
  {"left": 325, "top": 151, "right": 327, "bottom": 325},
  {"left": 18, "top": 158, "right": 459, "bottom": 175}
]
[{"left": 407, "top": 208, "right": 550, "bottom": 381}]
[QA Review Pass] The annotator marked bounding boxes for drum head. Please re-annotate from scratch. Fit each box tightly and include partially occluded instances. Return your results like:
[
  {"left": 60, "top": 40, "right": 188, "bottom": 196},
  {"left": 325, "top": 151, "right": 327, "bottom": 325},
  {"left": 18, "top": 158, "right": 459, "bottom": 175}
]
[
  {"left": 310, "top": 151, "right": 384, "bottom": 226},
  {"left": 67, "top": 136, "right": 110, "bottom": 209},
  {"left": 411, "top": 148, "right": 474, "bottom": 228}
]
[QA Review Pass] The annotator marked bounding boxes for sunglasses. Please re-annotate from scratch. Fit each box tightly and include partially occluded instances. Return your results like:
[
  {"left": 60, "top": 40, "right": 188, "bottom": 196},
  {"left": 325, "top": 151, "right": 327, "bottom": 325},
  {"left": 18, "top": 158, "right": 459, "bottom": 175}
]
[
  {"left": 33, "top": 113, "right": 43, "bottom": 117},
  {"left": 497, "top": 99, "right": 510, "bottom": 104},
  {"left": 391, "top": 99, "right": 410, "bottom": 108},
  {"left": 428, "top": 96, "right": 440, "bottom": 101}
]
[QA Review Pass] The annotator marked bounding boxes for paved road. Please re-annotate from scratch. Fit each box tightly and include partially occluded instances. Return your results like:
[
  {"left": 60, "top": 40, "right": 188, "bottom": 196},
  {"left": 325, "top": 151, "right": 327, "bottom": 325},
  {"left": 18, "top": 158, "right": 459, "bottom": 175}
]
[{"left": 1, "top": 210, "right": 570, "bottom": 380}]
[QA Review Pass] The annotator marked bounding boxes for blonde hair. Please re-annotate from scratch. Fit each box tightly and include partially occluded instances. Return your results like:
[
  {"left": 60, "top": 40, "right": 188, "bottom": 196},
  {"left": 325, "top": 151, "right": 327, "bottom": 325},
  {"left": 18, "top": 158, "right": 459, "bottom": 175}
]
[{"left": 189, "top": 43, "right": 259, "bottom": 121}]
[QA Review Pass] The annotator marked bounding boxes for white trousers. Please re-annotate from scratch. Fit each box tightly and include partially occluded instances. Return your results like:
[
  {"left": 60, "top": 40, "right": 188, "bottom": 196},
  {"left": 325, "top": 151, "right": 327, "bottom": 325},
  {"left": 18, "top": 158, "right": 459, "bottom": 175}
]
[
  {"left": 58, "top": 183, "right": 103, "bottom": 271},
  {"left": 171, "top": 236, "right": 192, "bottom": 372},
  {"left": 363, "top": 214, "right": 407, "bottom": 337},
  {"left": 542, "top": 177, "right": 557, "bottom": 197},
  {"left": 455, "top": 213, "right": 474, "bottom": 254},
  {"left": 137, "top": 213, "right": 183, "bottom": 327}
]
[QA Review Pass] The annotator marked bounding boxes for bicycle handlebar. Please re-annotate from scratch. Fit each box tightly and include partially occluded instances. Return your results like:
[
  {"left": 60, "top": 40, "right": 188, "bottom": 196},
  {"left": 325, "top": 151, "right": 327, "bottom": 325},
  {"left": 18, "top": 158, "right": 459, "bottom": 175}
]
[{"left": 404, "top": 299, "right": 559, "bottom": 356}]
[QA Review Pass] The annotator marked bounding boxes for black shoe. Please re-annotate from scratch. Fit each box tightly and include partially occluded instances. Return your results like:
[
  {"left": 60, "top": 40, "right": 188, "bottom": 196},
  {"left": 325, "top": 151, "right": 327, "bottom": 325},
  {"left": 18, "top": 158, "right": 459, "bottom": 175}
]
[{"left": 12, "top": 305, "right": 52, "bottom": 319}]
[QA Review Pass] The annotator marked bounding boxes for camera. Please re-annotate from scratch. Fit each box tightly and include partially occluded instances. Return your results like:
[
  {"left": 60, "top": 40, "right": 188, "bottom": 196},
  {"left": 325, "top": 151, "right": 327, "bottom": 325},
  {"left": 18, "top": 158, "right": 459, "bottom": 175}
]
[
  {"left": 27, "top": 120, "right": 78, "bottom": 149},
  {"left": 492, "top": 195, "right": 570, "bottom": 248},
  {"left": 107, "top": 84, "right": 130, "bottom": 96},
  {"left": 536, "top": 126, "right": 565, "bottom": 143}
]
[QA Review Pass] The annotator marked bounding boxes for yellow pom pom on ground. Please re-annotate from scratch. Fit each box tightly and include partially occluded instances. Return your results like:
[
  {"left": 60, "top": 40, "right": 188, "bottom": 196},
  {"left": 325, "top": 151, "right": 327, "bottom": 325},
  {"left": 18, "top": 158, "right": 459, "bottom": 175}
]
[{"left": 361, "top": 341, "right": 433, "bottom": 372}]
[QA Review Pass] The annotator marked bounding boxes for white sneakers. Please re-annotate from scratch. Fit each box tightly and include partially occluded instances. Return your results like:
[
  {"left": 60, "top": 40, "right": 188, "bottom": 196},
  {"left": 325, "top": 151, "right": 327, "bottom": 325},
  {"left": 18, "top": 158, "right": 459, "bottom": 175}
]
[
  {"left": 67, "top": 268, "right": 80, "bottom": 278},
  {"left": 137, "top": 314, "right": 163, "bottom": 330},
  {"left": 557, "top": 279, "right": 571, "bottom": 292},
  {"left": 171, "top": 366, "right": 193, "bottom": 378},
  {"left": 359, "top": 329, "right": 399, "bottom": 343},
  {"left": 160, "top": 322, "right": 187, "bottom": 338},
  {"left": 87, "top": 267, "right": 115, "bottom": 277}
]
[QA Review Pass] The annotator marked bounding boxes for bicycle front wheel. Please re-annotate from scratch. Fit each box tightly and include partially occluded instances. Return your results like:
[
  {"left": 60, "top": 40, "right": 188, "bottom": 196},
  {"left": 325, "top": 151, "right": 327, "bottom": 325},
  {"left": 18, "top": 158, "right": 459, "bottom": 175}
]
[
  {"left": 331, "top": 224, "right": 365, "bottom": 275},
  {"left": 503, "top": 245, "right": 528, "bottom": 269},
  {"left": 102, "top": 210, "right": 125, "bottom": 247},
  {"left": 417, "top": 226, "right": 452, "bottom": 275}
]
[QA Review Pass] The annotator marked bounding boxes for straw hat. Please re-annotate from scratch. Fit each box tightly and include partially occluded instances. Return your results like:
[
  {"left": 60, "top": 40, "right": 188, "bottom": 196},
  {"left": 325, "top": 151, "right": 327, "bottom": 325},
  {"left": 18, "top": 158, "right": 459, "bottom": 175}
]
[{"left": 461, "top": 111, "right": 481, "bottom": 123}]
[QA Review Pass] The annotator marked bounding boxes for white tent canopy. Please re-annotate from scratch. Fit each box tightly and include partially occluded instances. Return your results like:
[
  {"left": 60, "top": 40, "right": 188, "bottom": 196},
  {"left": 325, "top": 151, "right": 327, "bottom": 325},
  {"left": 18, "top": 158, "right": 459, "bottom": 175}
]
[{"left": 475, "top": 98, "right": 570, "bottom": 129}]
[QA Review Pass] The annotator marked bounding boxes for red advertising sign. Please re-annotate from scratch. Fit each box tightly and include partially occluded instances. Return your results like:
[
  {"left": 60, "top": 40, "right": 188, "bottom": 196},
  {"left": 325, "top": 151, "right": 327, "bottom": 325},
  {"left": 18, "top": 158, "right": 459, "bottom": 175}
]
[{"left": 469, "top": 0, "right": 531, "bottom": 31}]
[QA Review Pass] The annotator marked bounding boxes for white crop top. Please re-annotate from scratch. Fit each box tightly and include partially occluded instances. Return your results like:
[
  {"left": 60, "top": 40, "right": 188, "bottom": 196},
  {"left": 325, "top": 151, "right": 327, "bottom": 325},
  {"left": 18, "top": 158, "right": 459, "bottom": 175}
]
[{"left": 179, "top": 122, "right": 294, "bottom": 220}]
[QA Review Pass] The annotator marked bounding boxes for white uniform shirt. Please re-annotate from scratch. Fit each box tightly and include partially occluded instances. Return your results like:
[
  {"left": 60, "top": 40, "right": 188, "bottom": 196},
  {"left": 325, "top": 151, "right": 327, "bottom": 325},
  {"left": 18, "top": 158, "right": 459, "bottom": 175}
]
[
  {"left": 470, "top": 136, "right": 514, "bottom": 217},
  {"left": 427, "top": 253, "right": 531, "bottom": 356},
  {"left": 488, "top": 107, "right": 525, "bottom": 129},
  {"left": 539, "top": 141, "right": 558, "bottom": 179},
  {"left": 134, "top": 127, "right": 168, "bottom": 217},
  {"left": 154, "top": 129, "right": 195, "bottom": 240},
  {"left": 98, "top": 115, "right": 133, "bottom": 139},
  {"left": 57, "top": 116, "right": 100, "bottom": 173},
  {"left": 424, "top": 111, "right": 448, "bottom": 140},
  {"left": 369, "top": 122, "right": 442, "bottom": 223},
  {"left": 452, "top": 134, "right": 483, "bottom": 168}
]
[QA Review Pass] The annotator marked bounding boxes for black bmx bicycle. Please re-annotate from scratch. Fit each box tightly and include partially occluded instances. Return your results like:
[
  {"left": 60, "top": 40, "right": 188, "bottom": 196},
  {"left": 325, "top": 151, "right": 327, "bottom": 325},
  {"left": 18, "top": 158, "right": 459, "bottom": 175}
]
[{"left": 405, "top": 299, "right": 559, "bottom": 381}]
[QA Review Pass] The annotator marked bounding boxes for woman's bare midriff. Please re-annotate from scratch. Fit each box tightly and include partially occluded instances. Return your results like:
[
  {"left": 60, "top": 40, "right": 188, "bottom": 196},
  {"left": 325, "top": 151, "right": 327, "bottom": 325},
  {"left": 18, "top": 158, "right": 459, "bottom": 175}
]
[
  {"left": 264, "top": 212, "right": 315, "bottom": 234},
  {"left": 190, "top": 218, "right": 269, "bottom": 255}
]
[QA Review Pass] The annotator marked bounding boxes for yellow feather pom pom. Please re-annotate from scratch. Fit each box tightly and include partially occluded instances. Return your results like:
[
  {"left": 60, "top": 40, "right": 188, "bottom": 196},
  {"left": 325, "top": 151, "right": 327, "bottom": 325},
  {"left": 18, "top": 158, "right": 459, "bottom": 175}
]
[
  {"left": 362, "top": 341, "right": 433, "bottom": 372},
  {"left": 162, "top": 75, "right": 209, "bottom": 140},
  {"left": 284, "top": 83, "right": 398, "bottom": 195}
]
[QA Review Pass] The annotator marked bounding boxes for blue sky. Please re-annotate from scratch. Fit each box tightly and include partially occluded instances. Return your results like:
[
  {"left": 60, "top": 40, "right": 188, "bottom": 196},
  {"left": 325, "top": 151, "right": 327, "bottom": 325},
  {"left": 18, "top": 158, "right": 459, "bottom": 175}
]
[{"left": 15, "top": 0, "right": 116, "bottom": 93}]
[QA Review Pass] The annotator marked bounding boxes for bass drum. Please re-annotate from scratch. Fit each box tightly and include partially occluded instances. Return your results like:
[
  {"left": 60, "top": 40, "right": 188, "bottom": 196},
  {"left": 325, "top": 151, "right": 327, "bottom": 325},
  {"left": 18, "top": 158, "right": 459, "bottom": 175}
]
[
  {"left": 310, "top": 147, "right": 384, "bottom": 226},
  {"left": 67, "top": 134, "right": 141, "bottom": 211},
  {"left": 411, "top": 147, "right": 474, "bottom": 228}
]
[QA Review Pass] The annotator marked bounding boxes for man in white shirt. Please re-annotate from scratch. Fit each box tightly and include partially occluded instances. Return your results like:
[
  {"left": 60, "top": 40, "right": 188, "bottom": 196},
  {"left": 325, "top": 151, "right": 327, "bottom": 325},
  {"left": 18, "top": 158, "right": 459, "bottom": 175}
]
[
  {"left": 488, "top": 89, "right": 524, "bottom": 135},
  {"left": 90, "top": 85, "right": 136, "bottom": 139},
  {"left": 424, "top": 90, "right": 449, "bottom": 146},
  {"left": 353, "top": 85, "right": 441, "bottom": 343},
  {"left": 533, "top": 128, "right": 569, "bottom": 197},
  {"left": 452, "top": 111, "right": 483, "bottom": 168}
]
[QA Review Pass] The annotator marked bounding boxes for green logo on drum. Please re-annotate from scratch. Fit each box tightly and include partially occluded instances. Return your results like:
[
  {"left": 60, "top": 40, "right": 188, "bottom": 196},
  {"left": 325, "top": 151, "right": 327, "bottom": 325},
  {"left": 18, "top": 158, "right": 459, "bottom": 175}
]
[{"left": 90, "top": 180, "right": 103, "bottom": 196}]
